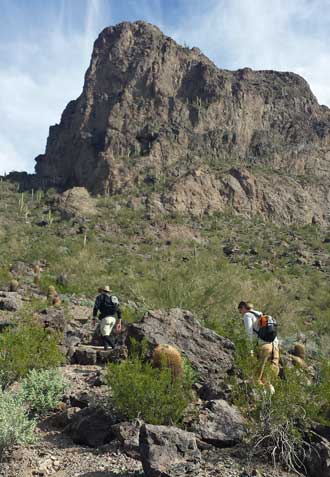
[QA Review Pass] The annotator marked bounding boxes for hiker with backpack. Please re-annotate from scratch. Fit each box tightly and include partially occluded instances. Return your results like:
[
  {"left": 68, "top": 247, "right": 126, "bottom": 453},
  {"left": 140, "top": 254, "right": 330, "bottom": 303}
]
[
  {"left": 92, "top": 286, "right": 122, "bottom": 350},
  {"left": 238, "top": 301, "right": 279, "bottom": 386}
]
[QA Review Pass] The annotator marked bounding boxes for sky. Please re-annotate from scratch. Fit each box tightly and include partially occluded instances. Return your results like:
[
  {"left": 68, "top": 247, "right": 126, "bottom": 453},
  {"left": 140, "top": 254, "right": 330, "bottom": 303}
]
[{"left": 1, "top": 0, "right": 330, "bottom": 175}]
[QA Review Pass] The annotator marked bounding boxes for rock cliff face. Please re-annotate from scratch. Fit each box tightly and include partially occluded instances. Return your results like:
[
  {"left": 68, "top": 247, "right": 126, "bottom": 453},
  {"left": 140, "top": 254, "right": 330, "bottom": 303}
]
[{"left": 35, "top": 21, "right": 330, "bottom": 224}]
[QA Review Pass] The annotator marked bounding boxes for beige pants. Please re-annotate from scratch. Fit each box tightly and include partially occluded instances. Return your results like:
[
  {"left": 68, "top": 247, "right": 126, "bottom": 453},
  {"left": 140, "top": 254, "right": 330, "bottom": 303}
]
[
  {"left": 257, "top": 343, "right": 280, "bottom": 382},
  {"left": 100, "top": 316, "right": 116, "bottom": 337}
]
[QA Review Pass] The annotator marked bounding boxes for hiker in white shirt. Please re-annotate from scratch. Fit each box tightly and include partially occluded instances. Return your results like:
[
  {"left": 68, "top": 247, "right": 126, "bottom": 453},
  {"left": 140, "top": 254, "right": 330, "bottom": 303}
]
[{"left": 238, "top": 301, "right": 280, "bottom": 385}]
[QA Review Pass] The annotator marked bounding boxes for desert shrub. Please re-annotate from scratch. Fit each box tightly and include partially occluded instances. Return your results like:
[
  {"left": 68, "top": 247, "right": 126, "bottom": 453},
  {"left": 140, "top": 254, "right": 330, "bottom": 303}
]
[
  {"left": 0, "top": 321, "right": 65, "bottom": 388},
  {"left": 308, "top": 359, "right": 330, "bottom": 424},
  {"left": 0, "top": 388, "right": 36, "bottom": 456},
  {"left": 248, "top": 369, "right": 312, "bottom": 473},
  {"left": 121, "top": 305, "right": 141, "bottom": 323},
  {"left": 106, "top": 349, "right": 194, "bottom": 425},
  {"left": 19, "top": 369, "right": 66, "bottom": 415},
  {"left": 0, "top": 266, "right": 11, "bottom": 289},
  {"left": 229, "top": 332, "right": 314, "bottom": 473}
]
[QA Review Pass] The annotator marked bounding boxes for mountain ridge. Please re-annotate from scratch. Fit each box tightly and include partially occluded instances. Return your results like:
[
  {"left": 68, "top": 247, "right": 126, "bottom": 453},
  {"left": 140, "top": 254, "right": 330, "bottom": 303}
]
[{"left": 16, "top": 21, "right": 330, "bottom": 223}]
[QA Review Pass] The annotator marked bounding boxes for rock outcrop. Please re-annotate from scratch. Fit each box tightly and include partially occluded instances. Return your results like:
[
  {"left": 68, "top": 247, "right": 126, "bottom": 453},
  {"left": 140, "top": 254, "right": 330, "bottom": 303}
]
[
  {"left": 126, "top": 308, "right": 235, "bottom": 400},
  {"left": 34, "top": 21, "right": 330, "bottom": 224}
]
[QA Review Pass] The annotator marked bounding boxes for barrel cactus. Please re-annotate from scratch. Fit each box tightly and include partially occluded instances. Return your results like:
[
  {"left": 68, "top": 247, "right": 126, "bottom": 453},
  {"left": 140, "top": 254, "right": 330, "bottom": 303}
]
[
  {"left": 47, "top": 285, "right": 57, "bottom": 298},
  {"left": 9, "top": 279, "right": 19, "bottom": 292},
  {"left": 33, "top": 264, "right": 41, "bottom": 285},
  {"left": 151, "top": 344, "right": 183, "bottom": 379}
]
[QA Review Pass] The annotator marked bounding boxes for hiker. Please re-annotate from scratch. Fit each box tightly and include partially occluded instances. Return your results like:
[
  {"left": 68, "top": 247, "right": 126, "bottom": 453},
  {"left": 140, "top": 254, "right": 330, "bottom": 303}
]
[
  {"left": 238, "top": 301, "right": 280, "bottom": 386},
  {"left": 92, "top": 286, "right": 122, "bottom": 350}
]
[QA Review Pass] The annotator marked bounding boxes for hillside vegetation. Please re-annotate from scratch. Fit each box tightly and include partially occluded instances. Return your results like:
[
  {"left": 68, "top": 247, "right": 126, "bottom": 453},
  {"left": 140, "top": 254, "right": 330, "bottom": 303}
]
[
  {"left": 2, "top": 179, "right": 330, "bottom": 475},
  {"left": 1, "top": 180, "right": 330, "bottom": 350}
]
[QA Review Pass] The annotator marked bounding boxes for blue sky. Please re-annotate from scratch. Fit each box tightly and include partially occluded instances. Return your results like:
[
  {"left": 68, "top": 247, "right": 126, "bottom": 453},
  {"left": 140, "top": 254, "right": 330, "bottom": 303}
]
[{"left": 1, "top": 0, "right": 330, "bottom": 174}]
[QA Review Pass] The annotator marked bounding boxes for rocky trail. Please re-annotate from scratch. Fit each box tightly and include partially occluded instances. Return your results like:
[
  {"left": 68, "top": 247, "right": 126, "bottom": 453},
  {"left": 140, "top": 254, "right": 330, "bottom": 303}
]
[
  {"left": 0, "top": 362, "right": 294, "bottom": 477},
  {"left": 0, "top": 273, "right": 299, "bottom": 477}
]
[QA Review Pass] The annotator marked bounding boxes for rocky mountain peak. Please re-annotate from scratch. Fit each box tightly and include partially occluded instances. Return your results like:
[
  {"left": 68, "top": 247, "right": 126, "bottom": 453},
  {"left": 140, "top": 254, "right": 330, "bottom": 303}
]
[{"left": 35, "top": 21, "right": 330, "bottom": 224}]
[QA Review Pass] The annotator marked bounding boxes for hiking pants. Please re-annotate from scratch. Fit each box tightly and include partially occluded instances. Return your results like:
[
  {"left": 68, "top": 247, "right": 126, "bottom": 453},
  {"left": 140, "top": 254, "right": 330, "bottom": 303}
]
[
  {"left": 257, "top": 342, "right": 280, "bottom": 382},
  {"left": 102, "top": 334, "right": 115, "bottom": 350},
  {"left": 100, "top": 316, "right": 116, "bottom": 350}
]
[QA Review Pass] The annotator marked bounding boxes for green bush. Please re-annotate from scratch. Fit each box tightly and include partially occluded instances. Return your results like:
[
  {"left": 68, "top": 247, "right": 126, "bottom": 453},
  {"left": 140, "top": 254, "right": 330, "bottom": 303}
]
[
  {"left": 19, "top": 369, "right": 66, "bottom": 415},
  {"left": 106, "top": 352, "right": 193, "bottom": 425},
  {"left": 0, "top": 388, "right": 36, "bottom": 456},
  {"left": 121, "top": 305, "right": 141, "bottom": 323},
  {"left": 0, "top": 321, "right": 65, "bottom": 388},
  {"left": 228, "top": 332, "right": 315, "bottom": 473},
  {"left": 248, "top": 369, "right": 312, "bottom": 473},
  {"left": 308, "top": 359, "right": 330, "bottom": 424},
  {"left": 0, "top": 266, "right": 11, "bottom": 289}
]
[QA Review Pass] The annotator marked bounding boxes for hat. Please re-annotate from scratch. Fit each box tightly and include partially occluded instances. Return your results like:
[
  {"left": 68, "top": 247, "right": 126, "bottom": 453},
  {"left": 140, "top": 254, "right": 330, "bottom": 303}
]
[{"left": 102, "top": 286, "right": 111, "bottom": 293}]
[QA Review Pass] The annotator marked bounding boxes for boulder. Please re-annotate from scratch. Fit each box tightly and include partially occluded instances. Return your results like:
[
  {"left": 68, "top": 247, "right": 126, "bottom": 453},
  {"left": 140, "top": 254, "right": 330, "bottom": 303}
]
[
  {"left": 304, "top": 434, "right": 330, "bottom": 477},
  {"left": 0, "top": 292, "right": 23, "bottom": 312},
  {"left": 71, "top": 345, "right": 128, "bottom": 365},
  {"left": 126, "top": 309, "right": 235, "bottom": 399},
  {"left": 55, "top": 187, "right": 97, "bottom": 220},
  {"left": 97, "top": 345, "right": 128, "bottom": 364},
  {"left": 111, "top": 421, "right": 141, "bottom": 459},
  {"left": 139, "top": 424, "right": 201, "bottom": 477},
  {"left": 71, "top": 348, "right": 97, "bottom": 365},
  {"left": 64, "top": 407, "right": 117, "bottom": 447},
  {"left": 38, "top": 307, "right": 67, "bottom": 334},
  {"left": 66, "top": 390, "right": 90, "bottom": 409},
  {"left": 49, "top": 406, "right": 80, "bottom": 428},
  {"left": 191, "top": 400, "right": 246, "bottom": 447},
  {"left": 10, "top": 261, "right": 32, "bottom": 276}
]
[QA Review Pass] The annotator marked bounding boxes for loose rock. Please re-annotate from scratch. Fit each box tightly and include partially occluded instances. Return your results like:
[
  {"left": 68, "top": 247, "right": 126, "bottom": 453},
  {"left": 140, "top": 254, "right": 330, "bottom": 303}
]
[
  {"left": 139, "top": 423, "right": 201, "bottom": 477},
  {"left": 191, "top": 400, "right": 246, "bottom": 447}
]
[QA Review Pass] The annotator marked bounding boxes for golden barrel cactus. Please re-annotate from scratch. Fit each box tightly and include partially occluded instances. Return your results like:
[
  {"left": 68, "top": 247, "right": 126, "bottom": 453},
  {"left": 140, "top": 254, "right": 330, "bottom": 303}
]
[
  {"left": 33, "top": 264, "right": 41, "bottom": 274},
  {"left": 9, "top": 279, "right": 19, "bottom": 292},
  {"left": 47, "top": 285, "right": 57, "bottom": 298},
  {"left": 151, "top": 344, "right": 183, "bottom": 379},
  {"left": 33, "top": 264, "right": 41, "bottom": 285}
]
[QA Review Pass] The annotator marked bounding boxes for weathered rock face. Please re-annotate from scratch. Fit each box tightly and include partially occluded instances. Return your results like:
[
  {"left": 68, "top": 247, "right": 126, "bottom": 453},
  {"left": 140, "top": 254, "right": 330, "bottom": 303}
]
[
  {"left": 35, "top": 21, "right": 330, "bottom": 224},
  {"left": 126, "top": 308, "right": 235, "bottom": 400},
  {"left": 190, "top": 400, "right": 246, "bottom": 447},
  {"left": 139, "top": 424, "right": 201, "bottom": 477}
]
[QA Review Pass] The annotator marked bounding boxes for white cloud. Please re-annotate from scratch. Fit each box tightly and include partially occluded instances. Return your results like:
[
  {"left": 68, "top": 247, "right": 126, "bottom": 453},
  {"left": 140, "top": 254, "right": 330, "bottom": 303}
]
[
  {"left": 0, "top": 134, "right": 29, "bottom": 173},
  {"left": 171, "top": 0, "right": 330, "bottom": 106},
  {"left": 0, "top": 0, "right": 108, "bottom": 175}
]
